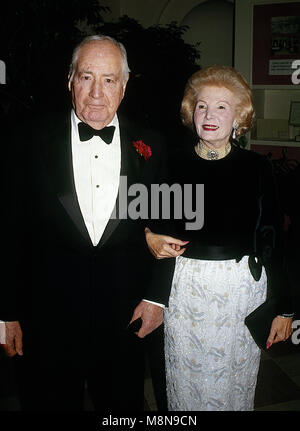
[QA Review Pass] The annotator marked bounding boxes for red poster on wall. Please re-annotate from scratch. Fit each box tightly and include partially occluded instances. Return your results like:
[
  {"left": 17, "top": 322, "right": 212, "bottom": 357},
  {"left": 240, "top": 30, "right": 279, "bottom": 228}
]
[{"left": 252, "top": 2, "right": 300, "bottom": 85}]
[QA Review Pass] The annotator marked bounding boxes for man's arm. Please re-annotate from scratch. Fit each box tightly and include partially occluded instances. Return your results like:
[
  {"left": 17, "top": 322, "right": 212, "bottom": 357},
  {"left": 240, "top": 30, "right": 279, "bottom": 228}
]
[
  {"left": 134, "top": 229, "right": 188, "bottom": 336},
  {"left": 128, "top": 129, "right": 175, "bottom": 337}
]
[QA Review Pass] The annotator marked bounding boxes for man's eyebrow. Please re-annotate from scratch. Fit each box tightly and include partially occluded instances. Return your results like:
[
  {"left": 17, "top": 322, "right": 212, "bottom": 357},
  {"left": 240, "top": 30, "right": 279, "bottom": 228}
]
[
  {"left": 77, "top": 70, "right": 93, "bottom": 75},
  {"left": 77, "top": 71, "right": 119, "bottom": 78},
  {"left": 103, "top": 73, "right": 119, "bottom": 78}
]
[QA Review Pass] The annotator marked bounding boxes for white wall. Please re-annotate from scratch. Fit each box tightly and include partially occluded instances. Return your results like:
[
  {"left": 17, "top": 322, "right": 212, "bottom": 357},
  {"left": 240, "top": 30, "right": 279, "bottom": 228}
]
[
  {"left": 181, "top": 0, "right": 234, "bottom": 68},
  {"left": 103, "top": 0, "right": 234, "bottom": 68}
]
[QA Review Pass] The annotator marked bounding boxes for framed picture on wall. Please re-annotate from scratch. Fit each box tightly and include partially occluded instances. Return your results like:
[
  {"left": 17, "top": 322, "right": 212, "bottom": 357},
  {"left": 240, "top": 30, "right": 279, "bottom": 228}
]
[{"left": 252, "top": 2, "right": 300, "bottom": 85}]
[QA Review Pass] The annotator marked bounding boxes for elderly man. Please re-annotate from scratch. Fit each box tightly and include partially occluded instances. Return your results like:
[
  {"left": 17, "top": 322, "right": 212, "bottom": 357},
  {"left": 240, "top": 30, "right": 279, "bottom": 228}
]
[{"left": 1, "top": 35, "right": 172, "bottom": 411}]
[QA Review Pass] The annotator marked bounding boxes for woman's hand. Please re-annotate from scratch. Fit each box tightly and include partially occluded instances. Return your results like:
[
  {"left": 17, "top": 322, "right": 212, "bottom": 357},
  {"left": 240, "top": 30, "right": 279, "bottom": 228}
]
[
  {"left": 266, "top": 316, "right": 293, "bottom": 349},
  {"left": 145, "top": 227, "right": 189, "bottom": 259}
]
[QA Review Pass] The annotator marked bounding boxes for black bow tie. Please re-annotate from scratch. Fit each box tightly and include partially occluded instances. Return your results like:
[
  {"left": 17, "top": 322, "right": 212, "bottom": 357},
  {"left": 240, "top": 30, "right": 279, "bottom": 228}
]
[{"left": 78, "top": 122, "right": 115, "bottom": 144}]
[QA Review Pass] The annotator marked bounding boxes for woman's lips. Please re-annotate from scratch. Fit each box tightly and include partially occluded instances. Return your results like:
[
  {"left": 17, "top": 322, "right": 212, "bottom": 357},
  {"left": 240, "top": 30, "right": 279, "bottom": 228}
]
[{"left": 202, "top": 124, "right": 219, "bottom": 131}]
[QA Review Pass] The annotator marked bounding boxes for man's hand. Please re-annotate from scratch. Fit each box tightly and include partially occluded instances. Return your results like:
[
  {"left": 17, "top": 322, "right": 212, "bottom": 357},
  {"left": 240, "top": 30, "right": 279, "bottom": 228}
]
[
  {"left": 1, "top": 321, "right": 23, "bottom": 357},
  {"left": 129, "top": 301, "right": 164, "bottom": 339}
]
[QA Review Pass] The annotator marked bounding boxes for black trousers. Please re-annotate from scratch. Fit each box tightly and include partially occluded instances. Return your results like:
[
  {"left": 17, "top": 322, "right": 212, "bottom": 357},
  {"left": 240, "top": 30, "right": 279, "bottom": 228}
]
[
  {"left": 13, "top": 328, "right": 168, "bottom": 411},
  {"left": 12, "top": 291, "right": 167, "bottom": 412},
  {"left": 14, "top": 329, "right": 146, "bottom": 411},
  {"left": 145, "top": 324, "right": 167, "bottom": 411},
  {"left": 0, "top": 351, "right": 20, "bottom": 411}
]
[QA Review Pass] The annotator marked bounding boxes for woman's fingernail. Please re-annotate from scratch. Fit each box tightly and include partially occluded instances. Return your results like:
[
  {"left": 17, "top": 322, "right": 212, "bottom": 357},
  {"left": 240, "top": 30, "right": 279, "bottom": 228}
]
[{"left": 266, "top": 341, "right": 271, "bottom": 349}]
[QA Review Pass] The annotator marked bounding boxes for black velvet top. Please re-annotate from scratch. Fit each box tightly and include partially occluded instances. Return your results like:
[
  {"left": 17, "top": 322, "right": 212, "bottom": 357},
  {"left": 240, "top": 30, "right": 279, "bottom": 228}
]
[{"left": 154, "top": 141, "right": 293, "bottom": 314}]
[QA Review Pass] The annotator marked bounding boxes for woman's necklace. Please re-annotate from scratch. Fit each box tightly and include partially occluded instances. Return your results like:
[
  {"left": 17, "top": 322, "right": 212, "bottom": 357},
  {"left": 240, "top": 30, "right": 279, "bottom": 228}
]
[{"left": 195, "top": 141, "right": 231, "bottom": 160}]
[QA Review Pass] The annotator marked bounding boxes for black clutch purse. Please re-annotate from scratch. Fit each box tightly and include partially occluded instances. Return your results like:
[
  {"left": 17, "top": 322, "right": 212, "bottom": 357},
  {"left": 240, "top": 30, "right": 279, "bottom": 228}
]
[{"left": 244, "top": 296, "right": 278, "bottom": 350}]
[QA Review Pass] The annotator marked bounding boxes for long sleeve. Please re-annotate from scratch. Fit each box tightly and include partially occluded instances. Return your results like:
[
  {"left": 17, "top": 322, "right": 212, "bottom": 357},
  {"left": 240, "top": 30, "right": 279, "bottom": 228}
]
[
  {"left": 0, "top": 122, "right": 22, "bottom": 321},
  {"left": 142, "top": 132, "right": 177, "bottom": 307},
  {"left": 277, "top": 165, "right": 300, "bottom": 316},
  {"left": 257, "top": 156, "right": 293, "bottom": 314},
  {"left": 0, "top": 116, "right": 37, "bottom": 322}
]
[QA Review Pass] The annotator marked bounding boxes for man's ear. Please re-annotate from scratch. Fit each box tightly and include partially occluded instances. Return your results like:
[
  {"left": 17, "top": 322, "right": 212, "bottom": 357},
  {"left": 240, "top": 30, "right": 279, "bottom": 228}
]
[{"left": 68, "top": 77, "right": 72, "bottom": 92}]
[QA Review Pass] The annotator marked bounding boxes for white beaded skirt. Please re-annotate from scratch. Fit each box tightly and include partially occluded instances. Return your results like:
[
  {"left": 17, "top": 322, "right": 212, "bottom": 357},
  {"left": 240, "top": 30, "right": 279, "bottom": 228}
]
[{"left": 164, "top": 255, "right": 267, "bottom": 411}]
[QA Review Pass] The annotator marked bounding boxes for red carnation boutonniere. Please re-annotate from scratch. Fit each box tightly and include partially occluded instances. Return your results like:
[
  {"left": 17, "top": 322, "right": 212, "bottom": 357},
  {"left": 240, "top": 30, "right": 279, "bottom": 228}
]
[{"left": 132, "top": 140, "right": 152, "bottom": 161}]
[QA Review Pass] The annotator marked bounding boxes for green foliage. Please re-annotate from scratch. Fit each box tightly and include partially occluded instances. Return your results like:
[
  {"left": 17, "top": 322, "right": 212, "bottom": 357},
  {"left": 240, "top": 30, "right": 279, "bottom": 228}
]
[
  {"left": 97, "top": 16, "right": 200, "bottom": 135},
  {"left": 0, "top": 0, "right": 109, "bottom": 113}
]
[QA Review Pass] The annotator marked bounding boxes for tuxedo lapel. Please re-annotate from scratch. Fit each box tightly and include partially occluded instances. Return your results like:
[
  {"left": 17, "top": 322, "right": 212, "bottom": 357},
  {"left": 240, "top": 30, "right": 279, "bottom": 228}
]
[
  {"left": 41, "top": 114, "right": 91, "bottom": 243},
  {"left": 98, "top": 120, "right": 142, "bottom": 247},
  {"left": 41, "top": 113, "right": 144, "bottom": 248}
]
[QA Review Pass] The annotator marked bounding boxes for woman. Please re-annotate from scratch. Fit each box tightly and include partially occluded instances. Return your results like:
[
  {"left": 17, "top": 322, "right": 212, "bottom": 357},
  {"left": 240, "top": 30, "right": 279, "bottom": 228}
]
[{"left": 146, "top": 66, "right": 293, "bottom": 411}]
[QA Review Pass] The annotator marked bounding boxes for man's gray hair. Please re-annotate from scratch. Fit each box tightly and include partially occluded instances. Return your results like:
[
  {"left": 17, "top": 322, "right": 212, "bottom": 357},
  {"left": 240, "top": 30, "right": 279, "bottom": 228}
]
[{"left": 68, "top": 35, "right": 130, "bottom": 84}]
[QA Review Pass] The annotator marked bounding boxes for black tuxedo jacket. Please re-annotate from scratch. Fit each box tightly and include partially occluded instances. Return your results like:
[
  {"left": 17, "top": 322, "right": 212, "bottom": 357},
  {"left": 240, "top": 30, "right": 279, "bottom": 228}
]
[{"left": 2, "top": 110, "right": 174, "bottom": 365}]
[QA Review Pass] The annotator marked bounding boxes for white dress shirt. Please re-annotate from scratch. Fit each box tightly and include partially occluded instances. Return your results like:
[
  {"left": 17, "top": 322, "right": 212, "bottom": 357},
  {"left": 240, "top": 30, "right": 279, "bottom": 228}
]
[
  {"left": 0, "top": 324, "right": 5, "bottom": 343},
  {"left": 71, "top": 110, "right": 121, "bottom": 246}
]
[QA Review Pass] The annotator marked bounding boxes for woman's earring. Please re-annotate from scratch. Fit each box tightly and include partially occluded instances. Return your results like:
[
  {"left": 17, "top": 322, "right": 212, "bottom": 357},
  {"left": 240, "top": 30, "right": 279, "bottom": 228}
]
[{"left": 232, "top": 123, "right": 238, "bottom": 139}]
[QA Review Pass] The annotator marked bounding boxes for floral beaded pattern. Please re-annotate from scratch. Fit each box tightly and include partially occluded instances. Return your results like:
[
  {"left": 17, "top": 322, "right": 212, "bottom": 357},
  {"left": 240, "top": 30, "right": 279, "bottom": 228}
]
[{"left": 164, "top": 255, "right": 267, "bottom": 411}]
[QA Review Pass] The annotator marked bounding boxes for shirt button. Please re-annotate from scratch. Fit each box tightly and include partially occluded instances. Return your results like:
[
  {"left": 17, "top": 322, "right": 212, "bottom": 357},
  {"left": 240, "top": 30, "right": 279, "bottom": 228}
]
[
  {"left": 95, "top": 155, "right": 98, "bottom": 159},
  {"left": 96, "top": 185, "right": 100, "bottom": 188}
]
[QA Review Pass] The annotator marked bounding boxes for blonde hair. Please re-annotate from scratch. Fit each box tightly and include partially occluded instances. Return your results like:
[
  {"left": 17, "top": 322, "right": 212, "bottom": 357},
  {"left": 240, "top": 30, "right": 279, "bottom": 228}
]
[{"left": 180, "top": 65, "right": 254, "bottom": 137}]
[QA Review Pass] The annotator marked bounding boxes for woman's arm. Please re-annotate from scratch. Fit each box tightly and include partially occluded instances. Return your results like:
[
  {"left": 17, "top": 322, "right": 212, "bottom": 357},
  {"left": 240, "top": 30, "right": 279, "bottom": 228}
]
[
  {"left": 260, "top": 156, "right": 294, "bottom": 346},
  {"left": 145, "top": 227, "right": 189, "bottom": 259}
]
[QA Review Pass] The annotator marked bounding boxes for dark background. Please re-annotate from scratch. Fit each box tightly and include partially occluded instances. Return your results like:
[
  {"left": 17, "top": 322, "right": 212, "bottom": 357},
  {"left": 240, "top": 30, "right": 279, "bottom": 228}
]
[{"left": 0, "top": 0, "right": 200, "bottom": 142}]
